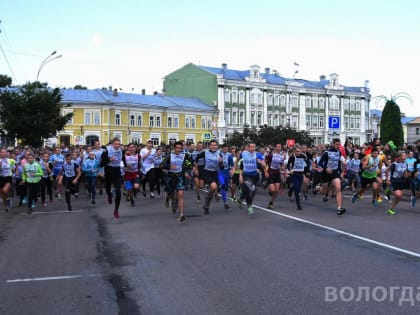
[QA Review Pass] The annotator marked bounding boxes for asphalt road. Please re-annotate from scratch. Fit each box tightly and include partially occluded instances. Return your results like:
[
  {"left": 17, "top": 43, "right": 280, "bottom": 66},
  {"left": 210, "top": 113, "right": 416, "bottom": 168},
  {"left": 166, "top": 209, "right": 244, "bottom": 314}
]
[{"left": 1, "top": 185, "right": 420, "bottom": 315}]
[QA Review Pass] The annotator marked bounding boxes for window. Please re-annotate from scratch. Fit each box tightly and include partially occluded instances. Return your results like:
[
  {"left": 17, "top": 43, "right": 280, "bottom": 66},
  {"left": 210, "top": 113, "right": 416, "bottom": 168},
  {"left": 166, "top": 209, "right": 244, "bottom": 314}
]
[
  {"left": 185, "top": 115, "right": 196, "bottom": 128},
  {"left": 329, "top": 96, "right": 339, "bottom": 111},
  {"left": 251, "top": 112, "right": 256, "bottom": 126},
  {"left": 149, "top": 113, "right": 160, "bottom": 127},
  {"left": 355, "top": 117, "right": 360, "bottom": 129},
  {"left": 319, "top": 98, "right": 325, "bottom": 109},
  {"left": 94, "top": 112, "right": 100, "bottom": 125},
  {"left": 137, "top": 114, "right": 142, "bottom": 126},
  {"left": 115, "top": 112, "right": 121, "bottom": 126},
  {"left": 356, "top": 100, "right": 361, "bottom": 111},
  {"left": 268, "top": 114, "right": 273, "bottom": 126},
  {"left": 239, "top": 91, "right": 245, "bottom": 104},
  {"left": 319, "top": 115, "right": 325, "bottom": 128},
  {"left": 258, "top": 94, "right": 263, "bottom": 105},
  {"left": 84, "top": 112, "right": 91, "bottom": 125},
  {"left": 350, "top": 100, "right": 355, "bottom": 111},
  {"left": 291, "top": 116, "right": 298, "bottom": 128},
  {"left": 267, "top": 94, "right": 273, "bottom": 106},
  {"left": 131, "top": 132, "right": 142, "bottom": 144},
  {"left": 344, "top": 117, "right": 349, "bottom": 129},
  {"left": 224, "top": 111, "right": 230, "bottom": 125},
  {"left": 130, "top": 114, "right": 135, "bottom": 126},
  {"left": 306, "top": 116, "right": 311, "bottom": 128},
  {"left": 149, "top": 115, "right": 154, "bottom": 127},
  {"left": 232, "top": 89, "right": 238, "bottom": 104},
  {"left": 257, "top": 112, "right": 262, "bottom": 126},
  {"left": 306, "top": 97, "right": 311, "bottom": 108},
  {"left": 312, "top": 97, "right": 318, "bottom": 108},
  {"left": 416, "top": 128, "right": 420, "bottom": 135},
  {"left": 350, "top": 117, "right": 355, "bottom": 129},
  {"left": 312, "top": 115, "right": 318, "bottom": 128},
  {"left": 156, "top": 116, "right": 161, "bottom": 127},
  {"left": 280, "top": 95, "right": 286, "bottom": 106},
  {"left": 274, "top": 92, "right": 280, "bottom": 106},
  {"left": 201, "top": 118, "right": 206, "bottom": 129},
  {"left": 291, "top": 96, "right": 298, "bottom": 108},
  {"left": 207, "top": 118, "right": 212, "bottom": 129},
  {"left": 151, "top": 137, "right": 160, "bottom": 146},
  {"left": 274, "top": 114, "right": 279, "bottom": 126},
  {"left": 250, "top": 93, "right": 257, "bottom": 105},
  {"left": 239, "top": 112, "right": 245, "bottom": 125},
  {"left": 224, "top": 89, "right": 231, "bottom": 103},
  {"left": 167, "top": 114, "right": 179, "bottom": 128},
  {"left": 344, "top": 99, "right": 349, "bottom": 111},
  {"left": 232, "top": 111, "right": 238, "bottom": 125}
]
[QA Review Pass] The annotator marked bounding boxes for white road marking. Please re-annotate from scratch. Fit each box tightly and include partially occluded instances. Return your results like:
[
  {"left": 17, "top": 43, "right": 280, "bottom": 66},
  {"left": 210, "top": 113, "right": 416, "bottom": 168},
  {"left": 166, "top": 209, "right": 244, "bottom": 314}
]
[
  {"left": 6, "top": 274, "right": 98, "bottom": 283},
  {"left": 253, "top": 204, "right": 420, "bottom": 259},
  {"left": 19, "top": 210, "right": 86, "bottom": 215}
]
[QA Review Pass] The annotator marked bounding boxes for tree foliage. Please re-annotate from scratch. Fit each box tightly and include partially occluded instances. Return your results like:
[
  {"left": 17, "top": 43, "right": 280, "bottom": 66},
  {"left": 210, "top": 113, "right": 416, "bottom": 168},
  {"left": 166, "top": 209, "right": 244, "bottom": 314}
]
[
  {"left": 380, "top": 99, "right": 404, "bottom": 148},
  {"left": 0, "top": 82, "right": 73, "bottom": 147},
  {"left": 227, "top": 125, "right": 313, "bottom": 148},
  {"left": 0, "top": 74, "right": 12, "bottom": 87},
  {"left": 74, "top": 84, "right": 88, "bottom": 90}
]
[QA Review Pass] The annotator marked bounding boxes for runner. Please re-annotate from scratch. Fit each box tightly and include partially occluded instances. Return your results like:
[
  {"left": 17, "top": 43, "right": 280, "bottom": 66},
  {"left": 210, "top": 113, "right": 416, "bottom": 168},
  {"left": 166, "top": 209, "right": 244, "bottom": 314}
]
[
  {"left": 60, "top": 153, "right": 81, "bottom": 211},
  {"left": 101, "top": 137, "right": 124, "bottom": 219},
  {"left": 20, "top": 153, "right": 43, "bottom": 213},
  {"left": 49, "top": 147, "right": 65, "bottom": 200},
  {"left": 123, "top": 143, "right": 141, "bottom": 207},
  {"left": 218, "top": 143, "right": 234, "bottom": 210},
  {"left": 82, "top": 151, "right": 100, "bottom": 204},
  {"left": 265, "top": 143, "right": 286, "bottom": 209},
  {"left": 160, "top": 141, "right": 192, "bottom": 222},
  {"left": 386, "top": 151, "right": 410, "bottom": 215},
  {"left": 317, "top": 138, "right": 346, "bottom": 215},
  {"left": 195, "top": 140, "right": 223, "bottom": 215},
  {"left": 39, "top": 152, "right": 53, "bottom": 207},
  {"left": 0, "top": 148, "right": 16, "bottom": 212},
  {"left": 236, "top": 142, "right": 266, "bottom": 215},
  {"left": 192, "top": 141, "right": 205, "bottom": 204},
  {"left": 140, "top": 140, "right": 156, "bottom": 198},
  {"left": 286, "top": 145, "right": 309, "bottom": 210}
]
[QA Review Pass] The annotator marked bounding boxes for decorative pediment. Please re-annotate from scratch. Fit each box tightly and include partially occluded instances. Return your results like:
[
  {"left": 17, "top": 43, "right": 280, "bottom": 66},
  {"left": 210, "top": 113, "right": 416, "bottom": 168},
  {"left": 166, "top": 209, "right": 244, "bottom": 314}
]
[
  {"left": 325, "top": 73, "right": 344, "bottom": 90},
  {"left": 245, "top": 65, "right": 266, "bottom": 83}
]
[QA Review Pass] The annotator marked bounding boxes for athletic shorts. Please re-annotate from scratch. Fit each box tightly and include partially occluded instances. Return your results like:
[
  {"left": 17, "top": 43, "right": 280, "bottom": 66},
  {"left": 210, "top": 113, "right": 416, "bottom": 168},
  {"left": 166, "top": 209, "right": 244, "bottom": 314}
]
[
  {"left": 321, "top": 171, "right": 341, "bottom": 183},
  {"left": 0, "top": 176, "right": 12, "bottom": 188}
]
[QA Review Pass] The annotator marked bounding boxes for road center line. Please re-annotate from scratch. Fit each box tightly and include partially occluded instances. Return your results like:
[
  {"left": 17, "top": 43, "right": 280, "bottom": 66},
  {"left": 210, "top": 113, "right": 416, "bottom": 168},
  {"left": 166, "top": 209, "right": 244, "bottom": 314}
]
[
  {"left": 253, "top": 204, "right": 420, "bottom": 259},
  {"left": 6, "top": 274, "right": 98, "bottom": 283}
]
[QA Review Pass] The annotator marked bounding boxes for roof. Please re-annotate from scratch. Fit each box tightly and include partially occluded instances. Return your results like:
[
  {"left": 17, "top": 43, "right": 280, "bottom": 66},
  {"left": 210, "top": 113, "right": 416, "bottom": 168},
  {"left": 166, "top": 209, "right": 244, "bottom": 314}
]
[
  {"left": 1, "top": 87, "right": 216, "bottom": 112},
  {"left": 197, "top": 64, "right": 367, "bottom": 93},
  {"left": 405, "top": 117, "right": 420, "bottom": 124},
  {"left": 370, "top": 109, "right": 417, "bottom": 124}
]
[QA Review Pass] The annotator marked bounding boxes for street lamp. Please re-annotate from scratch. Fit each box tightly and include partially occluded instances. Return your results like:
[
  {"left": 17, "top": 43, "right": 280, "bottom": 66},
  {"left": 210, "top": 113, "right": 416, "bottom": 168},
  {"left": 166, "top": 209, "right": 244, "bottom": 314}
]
[{"left": 36, "top": 51, "right": 63, "bottom": 82}]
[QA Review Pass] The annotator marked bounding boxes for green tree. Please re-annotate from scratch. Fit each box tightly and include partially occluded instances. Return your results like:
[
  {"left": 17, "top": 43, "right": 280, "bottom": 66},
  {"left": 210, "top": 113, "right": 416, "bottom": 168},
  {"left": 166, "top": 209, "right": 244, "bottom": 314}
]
[
  {"left": 0, "top": 74, "right": 12, "bottom": 87},
  {"left": 227, "top": 125, "right": 313, "bottom": 147},
  {"left": 380, "top": 99, "right": 404, "bottom": 148},
  {"left": 0, "top": 82, "right": 73, "bottom": 147}
]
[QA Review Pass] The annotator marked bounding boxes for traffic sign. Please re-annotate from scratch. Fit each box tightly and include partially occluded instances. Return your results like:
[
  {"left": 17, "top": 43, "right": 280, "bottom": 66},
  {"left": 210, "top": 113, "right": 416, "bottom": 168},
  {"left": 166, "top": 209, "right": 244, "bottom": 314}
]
[
  {"left": 202, "top": 132, "right": 211, "bottom": 142},
  {"left": 328, "top": 116, "right": 340, "bottom": 129}
]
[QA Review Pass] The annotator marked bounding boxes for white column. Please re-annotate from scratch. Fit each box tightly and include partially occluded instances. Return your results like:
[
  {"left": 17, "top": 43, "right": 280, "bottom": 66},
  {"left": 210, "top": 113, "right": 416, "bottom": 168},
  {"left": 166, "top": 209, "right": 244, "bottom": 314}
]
[
  {"left": 263, "top": 89, "right": 268, "bottom": 125},
  {"left": 300, "top": 95, "right": 306, "bottom": 131},
  {"left": 340, "top": 96, "right": 345, "bottom": 143},
  {"left": 217, "top": 84, "right": 226, "bottom": 143},
  {"left": 245, "top": 88, "right": 251, "bottom": 125},
  {"left": 324, "top": 94, "right": 329, "bottom": 144}
]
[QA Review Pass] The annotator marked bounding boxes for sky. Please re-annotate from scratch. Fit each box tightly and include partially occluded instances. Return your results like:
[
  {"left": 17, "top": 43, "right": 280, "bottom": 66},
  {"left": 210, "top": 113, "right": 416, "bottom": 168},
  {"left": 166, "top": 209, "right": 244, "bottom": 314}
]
[{"left": 1, "top": 0, "right": 419, "bottom": 115}]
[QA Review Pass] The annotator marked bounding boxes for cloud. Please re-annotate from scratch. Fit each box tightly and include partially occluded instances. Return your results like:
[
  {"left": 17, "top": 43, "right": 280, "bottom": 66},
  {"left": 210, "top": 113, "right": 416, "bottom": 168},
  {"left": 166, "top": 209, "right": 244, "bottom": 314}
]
[{"left": 91, "top": 33, "right": 104, "bottom": 47}]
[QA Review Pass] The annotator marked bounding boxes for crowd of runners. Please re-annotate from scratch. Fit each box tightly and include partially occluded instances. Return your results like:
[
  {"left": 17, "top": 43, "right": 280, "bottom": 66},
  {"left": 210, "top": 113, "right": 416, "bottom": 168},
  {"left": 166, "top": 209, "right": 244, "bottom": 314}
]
[{"left": 1, "top": 136, "right": 420, "bottom": 222}]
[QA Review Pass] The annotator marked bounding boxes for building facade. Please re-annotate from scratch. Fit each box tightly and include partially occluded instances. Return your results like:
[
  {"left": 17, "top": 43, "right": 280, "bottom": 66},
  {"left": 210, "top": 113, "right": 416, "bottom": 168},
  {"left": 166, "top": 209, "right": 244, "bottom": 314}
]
[
  {"left": 164, "top": 63, "right": 372, "bottom": 145},
  {"left": 57, "top": 88, "right": 217, "bottom": 146}
]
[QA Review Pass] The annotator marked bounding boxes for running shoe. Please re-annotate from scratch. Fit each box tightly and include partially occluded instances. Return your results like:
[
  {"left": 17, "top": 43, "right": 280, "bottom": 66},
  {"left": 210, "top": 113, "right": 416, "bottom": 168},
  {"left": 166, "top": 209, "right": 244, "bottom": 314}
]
[
  {"left": 150, "top": 192, "right": 155, "bottom": 198},
  {"left": 376, "top": 196, "right": 383, "bottom": 203},
  {"left": 196, "top": 196, "right": 201, "bottom": 204},
  {"left": 143, "top": 191, "right": 147, "bottom": 197},
  {"left": 203, "top": 206, "right": 210, "bottom": 215},
  {"left": 386, "top": 208, "right": 395, "bottom": 215},
  {"left": 351, "top": 193, "right": 357, "bottom": 204},
  {"left": 31, "top": 202, "right": 36, "bottom": 209},
  {"left": 383, "top": 195, "right": 389, "bottom": 201},
  {"left": 267, "top": 203, "right": 274, "bottom": 210},
  {"left": 287, "top": 190, "right": 292, "bottom": 198},
  {"left": 67, "top": 204, "right": 72, "bottom": 211},
  {"left": 165, "top": 197, "right": 170, "bottom": 208},
  {"left": 336, "top": 207, "right": 346, "bottom": 215},
  {"left": 42, "top": 203, "right": 47, "bottom": 207},
  {"left": 22, "top": 197, "right": 28, "bottom": 204},
  {"left": 323, "top": 195, "right": 329, "bottom": 202},
  {"left": 297, "top": 204, "right": 303, "bottom": 211},
  {"left": 74, "top": 192, "right": 79, "bottom": 199},
  {"left": 372, "top": 199, "right": 378, "bottom": 208},
  {"left": 91, "top": 199, "right": 96, "bottom": 205},
  {"left": 57, "top": 193, "right": 62, "bottom": 201},
  {"left": 178, "top": 214, "right": 186, "bottom": 222},
  {"left": 224, "top": 203, "right": 230, "bottom": 210},
  {"left": 130, "top": 198, "right": 135, "bottom": 207},
  {"left": 113, "top": 209, "right": 120, "bottom": 219},
  {"left": 411, "top": 196, "right": 416, "bottom": 208},
  {"left": 247, "top": 206, "right": 254, "bottom": 215}
]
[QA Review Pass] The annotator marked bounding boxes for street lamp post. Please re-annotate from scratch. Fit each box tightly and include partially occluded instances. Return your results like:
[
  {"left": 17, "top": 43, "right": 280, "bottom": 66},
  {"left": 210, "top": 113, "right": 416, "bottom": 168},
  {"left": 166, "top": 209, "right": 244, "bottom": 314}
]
[{"left": 36, "top": 51, "right": 63, "bottom": 82}]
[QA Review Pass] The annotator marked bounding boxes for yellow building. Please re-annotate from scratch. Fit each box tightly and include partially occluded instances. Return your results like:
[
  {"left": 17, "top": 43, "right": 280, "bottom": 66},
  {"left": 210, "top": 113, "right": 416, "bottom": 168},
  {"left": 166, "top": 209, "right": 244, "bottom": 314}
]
[{"left": 56, "top": 88, "right": 218, "bottom": 146}]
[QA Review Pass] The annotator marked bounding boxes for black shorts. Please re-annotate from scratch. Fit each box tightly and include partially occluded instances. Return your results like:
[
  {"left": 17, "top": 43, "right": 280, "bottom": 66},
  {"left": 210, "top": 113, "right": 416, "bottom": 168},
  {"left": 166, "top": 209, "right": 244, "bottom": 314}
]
[
  {"left": 321, "top": 171, "right": 341, "bottom": 184},
  {"left": 0, "top": 176, "right": 12, "bottom": 189},
  {"left": 196, "top": 166, "right": 205, "bottom": 180},
  {"left": 391, "top": 180, "right": 410, "bottom": 191},
  {"left": 203, "top": 170, "right": 219, "bottom": 186},
  {"left": 361, "top": 176, "right": 378, "bottom": 189},
  {"left": 267, "top": 173, "right": 282, "bottom": 185}
]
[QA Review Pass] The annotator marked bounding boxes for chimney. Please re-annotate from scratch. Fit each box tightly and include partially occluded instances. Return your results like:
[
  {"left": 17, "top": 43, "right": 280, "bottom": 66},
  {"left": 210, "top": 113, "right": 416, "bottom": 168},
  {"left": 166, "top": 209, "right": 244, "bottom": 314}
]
[
  {"left": 319, "top": 75, "right": 326, "bottom": 81},
  {"left": 221, "top": 63, "right": 227, "bottom": 71},
  {"left": 153, "top": 91, "right": 158, "bottom": 95},
  {"left": 265, "top": 68, "right": 270, "bottom": 75},
  {"left": 141, "top": 89, "right": 146, "bottom": 95},
  {"left": 108, "top": 86, "right": 112, "bottom": 91},
  {"left": 113, "top": 88, "right": 118, "bottom": 96}
]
